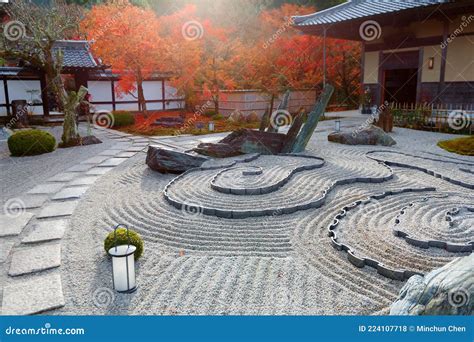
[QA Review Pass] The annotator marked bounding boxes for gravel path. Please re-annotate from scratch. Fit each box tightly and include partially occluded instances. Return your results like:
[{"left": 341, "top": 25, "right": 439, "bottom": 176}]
[{"left": 52, "top": 126, "right": 472, "bottom": 315}]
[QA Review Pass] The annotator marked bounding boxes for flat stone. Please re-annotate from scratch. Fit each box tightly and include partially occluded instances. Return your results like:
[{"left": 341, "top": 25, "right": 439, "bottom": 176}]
[
  {"left": 37, "top": 201, "right": 79, "bottom": 219},
  {"left": 9, "top": 195, "right": 48, "bottom": 209},
  {"left": 22, "top": 219, "right": 67, "bottom": 243},
  {"left": 0, "top": 241, "right": 14, "bottom": 262},
  {"left": 52, "top": 187, "right": 88, "bottom": 200},
  {"left": 98, "top": 149, "right": 122, "bottom": 156},
  {"left": 115, "top": 151, "right": 138, "bottom": 158},
  {"left": 9, "top": 243, "right": 61, "bottom": 276},
  {"left": 66, "top": 164, "right": 93, "bottom": 172},
  {"left": 82, "top": 155, "right": 110, "bottom": 164},
  {"left": 126, "top": 146, "right": 146, "bottom": 152},
  {"left": 98, "top": 158, "right": 127, "bottom": 167},
  {"left": 1, "top": 273, "right": 65, "bottom": 315},
  {"left": 86, "top": 167, "right": 115, "bottom": 175},
  {"left": 69, "top": 177, "right": 99, "bottom": 186},
  {"left": 0, "top": 212, "right": 34, "bottom": 237},
  {"left": 47, "top": 173, "right": 77, "bottom": 182},
  {"left": 27, "top": 183, "right": 64, "bottom": 194}
]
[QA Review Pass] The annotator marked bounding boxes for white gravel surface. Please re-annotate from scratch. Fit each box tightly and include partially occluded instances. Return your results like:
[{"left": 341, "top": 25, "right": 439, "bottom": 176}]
[{"left": 54, "top": 126, "right": 472, "bottom": 315}]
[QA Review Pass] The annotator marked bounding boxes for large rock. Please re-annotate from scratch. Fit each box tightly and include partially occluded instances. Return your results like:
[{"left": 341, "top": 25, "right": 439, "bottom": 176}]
[
  {"left": 194, "top": 129, "right": 286, "bottom": 157},
  {"left": 328, "top": 125, "right": 396, "bottom": 146},
  {"left": 146, "top": 146, "right": 207, "bottom": 173},
  {"left": 390, "top": 254, "right": 473, "bottom": 315}
]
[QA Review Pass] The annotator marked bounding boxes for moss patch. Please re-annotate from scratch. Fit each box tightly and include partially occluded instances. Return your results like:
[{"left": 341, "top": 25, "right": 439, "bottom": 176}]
[
  {"left": 437, "top": 135, "right": 474, "bottom": 156},
  {"left": 8, "top": 129, "right": 56, "bottom": 156}
]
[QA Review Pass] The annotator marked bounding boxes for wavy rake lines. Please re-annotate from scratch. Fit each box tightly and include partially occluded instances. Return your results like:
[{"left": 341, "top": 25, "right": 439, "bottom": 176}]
[
  {"left": 327, "top": 187, "right": 437, "bottom": 281},
  {"left": 366, "top": 150, "right": 474, "bottom": 189},
  {"left": 164, "top": 154, "right": 394, "bottom": 219},
  {"left": 393, "top": 198, "right": 474, "bottom": 253},
  {"left": 210, "top": 154, "right": 325, "bottom": 195}
]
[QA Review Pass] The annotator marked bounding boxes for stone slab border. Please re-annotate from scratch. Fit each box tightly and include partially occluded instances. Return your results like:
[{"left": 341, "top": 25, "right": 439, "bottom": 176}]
[
  {"left": 210, "top": 154, "right": 325, "bottom": 195},
  {"left": 327, "top": 187, "right": 436, "bottom": 281},
  {"left": 164, "top": 154, "right": 394, "bottom": 219},
  {"left": 366, "top": 150, "right": 474, "bottom": 189},
  {"left": 393, "top": 197, "right": 473, "bottom": 253}
]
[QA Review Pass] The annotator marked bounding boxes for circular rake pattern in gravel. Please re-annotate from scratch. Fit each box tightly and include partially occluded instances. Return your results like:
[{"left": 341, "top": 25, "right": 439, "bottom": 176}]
[{"left": 393, "top": 195, "right": 474, "bottom": 253}]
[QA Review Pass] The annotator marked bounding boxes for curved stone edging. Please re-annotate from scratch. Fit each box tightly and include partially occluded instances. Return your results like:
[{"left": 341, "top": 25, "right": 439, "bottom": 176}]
[
  {"left": 366, "top": 150, "right": 474, "bottom": 189},
  {"left": 164, "top": 154, "right": 394, "bottom": 219},
  {"left": 210, "top": 154, "right": 325, "bottom": 195},
  {"left": 327, "top": 187, "right": 437, "bottom": 281},
  {"left": 393, "top": 198, "right": 473, "bottom": 253}
]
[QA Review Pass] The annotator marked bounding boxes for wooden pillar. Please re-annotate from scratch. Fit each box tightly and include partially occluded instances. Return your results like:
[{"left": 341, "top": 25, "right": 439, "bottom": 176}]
[
  {"left": 39, "top": 71, "right": 49, "bottom": 117},
  {"left": 416, "top": 48, "right": 424, "bottom": 104},
  {"left": 162, "top": 79, "right": 166, "bottom": 111},
  {"left": 377, "top": 51, "right": 384, "bottom": 106},
  {"left": 111, "top": 80, "right": 116, "bottom": 111},
  {"left": 3, "top": 77, "right": 10, "bottom": 116}
]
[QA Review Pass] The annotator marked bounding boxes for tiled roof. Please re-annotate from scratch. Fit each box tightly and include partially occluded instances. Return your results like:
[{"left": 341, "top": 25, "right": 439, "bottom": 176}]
[
  {"left": 293, "top": 0, "right": 448, "bottom": 26},
  {"left": 52, "top": 40, "right": 99, "bottom": 69}
]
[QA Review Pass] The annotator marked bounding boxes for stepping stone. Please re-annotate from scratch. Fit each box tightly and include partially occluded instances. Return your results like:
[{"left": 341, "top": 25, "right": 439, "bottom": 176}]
[
  {"left": 115, "top": 151, "right": 138, "bottom": 158},
  {"left": 9, "top": 243, "right": 61, "bottom": 276},
  {"left": 126, "top": 146, "right": 146, "bottom": 152},
  {"left": 52, "top": 187, "right": 88, "bottom": 200},
  {"left": 0, "top": 241, "right": 14, "bottom": 262},
  {"left": 22, "top": 219, "right": 67, "bottom": 243},
  {"left": 86, "top": 167, "right": 115, "bottom": 175},
  {"left": 5, "top": 195, "right": 47, "bottom": 209},
  {"left": 98, "top": 158, "right": 126, "bottom": 167},
  {"left": 82, "top": 155, "right": 110, "bottom": 164},
  {"left": 69, "top": 176, "right": 99, "bottom": 186},
  {"left": 98, "top": 149, "right": 122, "bottom": 156},
  {"left": 66, "top": 164, "right": 93, "bottom": 172},
  {"left": 0, "top": 212, "right": 34, "bottom": 237},
  {"left": 37, "top": 201, "right": 78, "bottom": 219},
  {"left": 47, "top": 173, "right": 77, "bottom": 182},
  {"left": 27, "top": 183, "right": 64, "bottom": 194},
  {"left": 1, "top": 273, "right": 65, "bottom": 315}
]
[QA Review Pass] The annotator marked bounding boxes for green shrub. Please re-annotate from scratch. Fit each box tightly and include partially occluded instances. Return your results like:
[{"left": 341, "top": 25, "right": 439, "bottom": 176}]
[
  {"left": 8, "top": 129, "right": 56, "bottom": 156},
  {"left": 204, "top": 110, "right": 215, "bottom": 117},
  {"left": 112, "top": 111, "right": 135, "bottom": 127},
  {"left": 104, "top": 227, "right": 144, "bottom": 260},
  {"left": 437, "top": 136, "right": 474, "bottom": 156}
]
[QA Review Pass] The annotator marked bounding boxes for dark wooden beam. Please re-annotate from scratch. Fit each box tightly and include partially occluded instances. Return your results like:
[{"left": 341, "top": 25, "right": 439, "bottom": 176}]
[{"left": 3, "top": 76, "right": 10, "bottom": 116}]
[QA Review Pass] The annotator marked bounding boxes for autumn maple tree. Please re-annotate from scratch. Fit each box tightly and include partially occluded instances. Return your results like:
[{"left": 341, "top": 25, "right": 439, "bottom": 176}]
[{"left": 81, "top": 1, "right": 165, "bottom": 113}]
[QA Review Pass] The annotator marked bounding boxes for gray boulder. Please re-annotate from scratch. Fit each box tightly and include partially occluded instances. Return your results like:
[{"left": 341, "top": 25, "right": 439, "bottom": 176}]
[
  {"left": 146, "top": 146, "right": 207, "bottom": 174},
  {"left": 390, "top": 254, "right": 473, "bottom": 315},
  {"left": 328, "top": 125, "right": 396, "bottom": 146}
]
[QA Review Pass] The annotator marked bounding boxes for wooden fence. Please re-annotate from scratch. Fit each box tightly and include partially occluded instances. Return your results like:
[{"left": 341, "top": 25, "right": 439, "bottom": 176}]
[{"left": 388, "top": 102, "right": 473, "bottom": 135}]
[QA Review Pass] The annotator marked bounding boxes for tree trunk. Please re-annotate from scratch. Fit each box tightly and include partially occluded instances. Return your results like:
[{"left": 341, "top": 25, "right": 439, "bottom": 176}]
[
  {"left": 214, "top": 92, "right": 219, "bottom": 116},
  {"left": 269, "top": 93, "right": 275, "bottom": 117}
]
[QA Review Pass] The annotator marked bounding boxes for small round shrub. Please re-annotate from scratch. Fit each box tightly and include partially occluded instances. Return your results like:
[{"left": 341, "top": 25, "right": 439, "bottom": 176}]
[
  {"left": 104, "top": 227, "right": 144, "bottom": 260},
  {"left": 112, "top": 111, "right": 135, "bottom": 128},
  {"left": 8, "top": 129, "right": 56, "bottom": 156}
]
